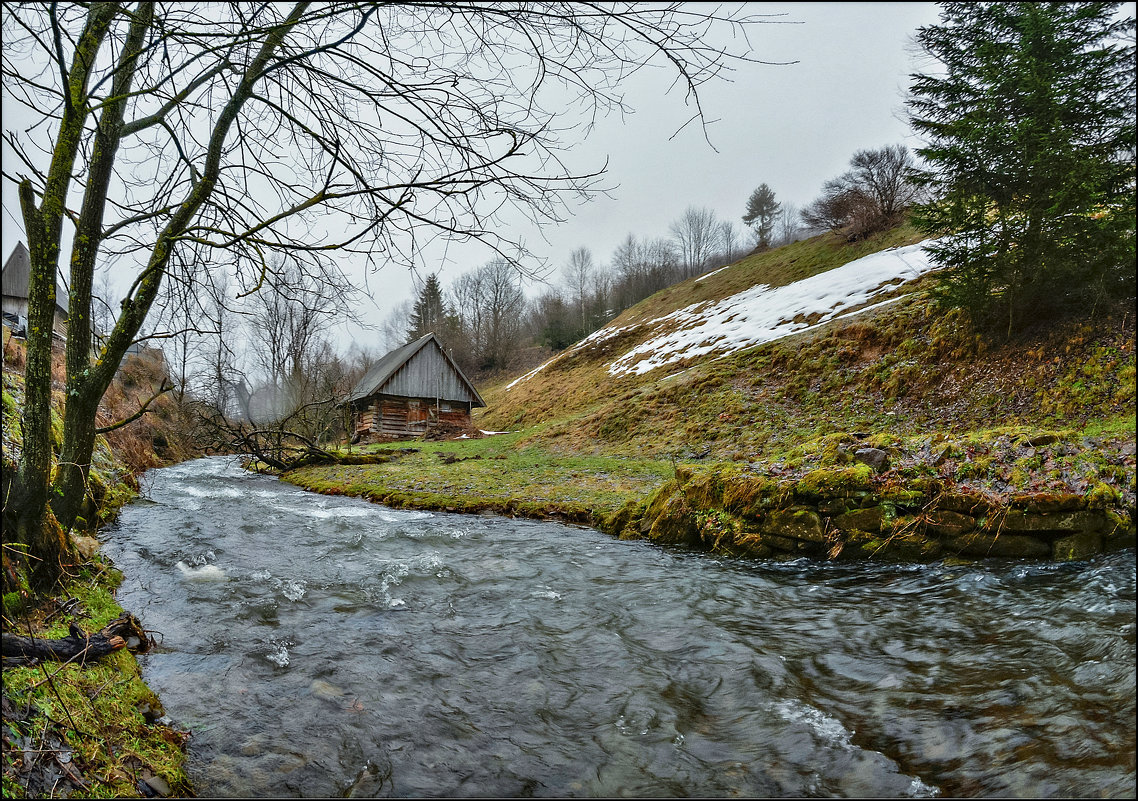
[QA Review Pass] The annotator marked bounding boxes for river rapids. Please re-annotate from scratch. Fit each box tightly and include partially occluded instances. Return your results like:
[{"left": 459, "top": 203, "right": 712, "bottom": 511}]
[{"left": 102, "top": 457, "right": 1136, "bottom": 797}]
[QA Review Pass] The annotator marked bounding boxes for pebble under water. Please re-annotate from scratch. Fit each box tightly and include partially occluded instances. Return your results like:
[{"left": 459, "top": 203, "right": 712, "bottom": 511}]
[{"left": 102, "top": 457, "right": 1136, "bottom": 797}]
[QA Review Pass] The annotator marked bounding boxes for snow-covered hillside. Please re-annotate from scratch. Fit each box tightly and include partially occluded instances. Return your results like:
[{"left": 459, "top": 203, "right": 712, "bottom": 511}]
[{"left": 509, "top": 239, "right": 939, "bottom": 388}]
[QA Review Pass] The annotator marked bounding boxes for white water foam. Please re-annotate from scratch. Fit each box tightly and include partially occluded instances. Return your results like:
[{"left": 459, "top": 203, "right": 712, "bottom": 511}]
[
  {"left": 279, "top": 579, "right": 307, "bottom": 602},
  {"left": 373, "top": 552, "right": 445, "bottom": 608},
  {"left": 175, "top": 561, "right": 227, "bottom": 582},
  {"left": 265, "top": 641, "right": 290, "bottom": 667},
  {"left": 774, "top": 699, "right": 856, "bottom": 749},
  {"left": 179, "top": 485, "right": 245, "bottom": 499},
  {"left": 774, "top": 699, "right": 940, "bottom": 797}
]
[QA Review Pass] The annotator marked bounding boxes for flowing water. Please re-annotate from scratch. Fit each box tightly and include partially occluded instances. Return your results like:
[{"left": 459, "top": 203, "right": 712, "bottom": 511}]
[{"left": 102, "top": 457, "right": 1136, "bottom": 798}]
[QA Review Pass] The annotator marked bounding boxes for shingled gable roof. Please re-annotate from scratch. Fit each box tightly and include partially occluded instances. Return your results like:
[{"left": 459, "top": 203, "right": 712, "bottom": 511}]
[
  {"left": 344, "top": 333, "right": 485, "bottom": 407},
  {"left": 2, "top": 241, "right": 69, "bottom": 315}
]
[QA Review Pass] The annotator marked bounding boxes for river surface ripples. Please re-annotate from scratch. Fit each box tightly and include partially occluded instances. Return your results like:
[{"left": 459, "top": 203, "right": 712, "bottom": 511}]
[{"left": 102, "top": 457, "right": 1136, "bottom": 797}]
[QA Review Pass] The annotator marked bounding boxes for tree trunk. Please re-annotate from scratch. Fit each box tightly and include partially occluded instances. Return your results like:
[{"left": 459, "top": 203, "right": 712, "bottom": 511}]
[
  {"left": 50, "top": 392, "right": 102, "bottom": 531},
  {"left": 12, "top": 184, "right": 72, "bottom": 590},
  {"left": 1, "top": 614, "right": 150, "bottom": 665},
  {"left": 8, "top": 5, "right": 120, "bottom": 590},
  {"left": 52, "top": 3, "right": 155, "bottom": 532}
]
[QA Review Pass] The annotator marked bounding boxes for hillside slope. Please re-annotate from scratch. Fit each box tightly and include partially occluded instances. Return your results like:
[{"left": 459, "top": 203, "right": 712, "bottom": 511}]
[
  {"left": 288, "top": 224, "right": 1134, "bottom": 563},
  {"left": 480, "top": 226, "right": 1134, "bottom": 468}
]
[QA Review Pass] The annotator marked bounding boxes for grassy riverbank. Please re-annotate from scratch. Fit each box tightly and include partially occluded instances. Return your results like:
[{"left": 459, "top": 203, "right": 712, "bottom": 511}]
[
  {"left": 284, "top": 228, "right": 1136, "bottom": 561},
  {"left": 2, "top": 332, "right": 193, "bottom": 798},
  {"left": 282, "top": 431, "right": 675, "bottom": 526}
]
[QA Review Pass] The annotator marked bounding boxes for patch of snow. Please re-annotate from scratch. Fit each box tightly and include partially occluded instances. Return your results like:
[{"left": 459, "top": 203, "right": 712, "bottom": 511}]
[
  {"left": 506, "top": 356, "right": 560, "bottom": 390},
  {"left": 607, "top": 241, "right": 939, "bottom": 377},
  {"left": 505, "top": 322, "right": 636, "bottom": 389},
  {"left": 479, "top": 430, "right": 510, "bottom": 436},
  {"left": 695, "top": 265, "right": 730, "bottom": 283}
]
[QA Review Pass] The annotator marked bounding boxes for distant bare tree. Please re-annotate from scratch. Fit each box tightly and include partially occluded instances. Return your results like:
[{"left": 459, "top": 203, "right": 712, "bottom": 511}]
[
  {"left": 801, "top": 145, "right": 921, "bottom": 240},
  {"left": 776, "top": 203, "right": 801, "bottom": 247},
  {"left": 717, "top": 220, "right": 744, "bottom": 265},
  {"left": 473, "top": 260, "right": 527, "bottom": 372},
  {"left": 245, "top": 257, "right": 350, "bottom": 428},
  {"left": 670, "top": 206, "right": 721, "bottom": 277},
  {"left": 564, "top": 247, "right": 596, "bottom": 334},
  {"left": 381, "top": 300, "right": 414, "bottom": 354}
]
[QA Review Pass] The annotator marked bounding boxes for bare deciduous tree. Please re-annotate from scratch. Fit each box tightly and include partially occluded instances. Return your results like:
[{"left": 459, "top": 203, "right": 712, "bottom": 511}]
[
  {"left": 670, "top": 206, "right": 721, "bottom": 278},
  {"left": 563, "top": 247, "right": 596, "bottom": 334},
  {"left": 1, "top": 2, "right": 778, "bottom": 586},
  {"left": 801, "top": 145, "right": 921, "bottom": 240}
]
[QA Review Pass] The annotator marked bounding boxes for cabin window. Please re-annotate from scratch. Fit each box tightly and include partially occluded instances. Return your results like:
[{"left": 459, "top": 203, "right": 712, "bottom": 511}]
[{"left": 439, "top": 402, "right": 451, "bottom": 412}]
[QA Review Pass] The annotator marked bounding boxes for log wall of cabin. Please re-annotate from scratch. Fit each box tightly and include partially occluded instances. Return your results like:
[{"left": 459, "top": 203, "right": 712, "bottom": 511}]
[{"left": 353, "top": 395, "right": 473, "bottom": 440}]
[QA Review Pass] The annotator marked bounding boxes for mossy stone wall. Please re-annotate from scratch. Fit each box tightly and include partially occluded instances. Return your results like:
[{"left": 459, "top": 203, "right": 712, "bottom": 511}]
[{"left": 604, "top": 466, "right": 1136, "bottom": 563}]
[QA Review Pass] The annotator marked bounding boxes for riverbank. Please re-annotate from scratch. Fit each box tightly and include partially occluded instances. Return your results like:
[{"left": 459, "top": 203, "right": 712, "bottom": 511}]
[
  {"left": 2, "top": 331, "right": 193, "bottom": 798},
  {"left": 281, "top": 419, "right": 1135, "bottom": 564}
]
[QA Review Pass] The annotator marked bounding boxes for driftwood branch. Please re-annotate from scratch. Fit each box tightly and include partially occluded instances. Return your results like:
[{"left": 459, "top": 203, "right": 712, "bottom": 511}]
[{"left": 2, "top": 613, "right": 150, "bottom": 666}]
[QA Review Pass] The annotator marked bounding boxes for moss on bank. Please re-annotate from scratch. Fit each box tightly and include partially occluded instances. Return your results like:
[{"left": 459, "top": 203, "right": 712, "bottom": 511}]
[
  {"left": 2, "top": 563, "right": 193, "bottom": 799},
  {"left": 280, "top": 422, "right": 1135, "bottom": 566},
  {"left": 2, "top": 331, "right": 192, "bottom": 798}
]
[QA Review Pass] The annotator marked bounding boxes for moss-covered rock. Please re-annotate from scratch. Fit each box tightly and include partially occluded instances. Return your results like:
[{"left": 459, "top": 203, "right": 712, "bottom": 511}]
[
  {"left": 1052, "top": 529, "right": 1104, "bottom": 561},
  {"left": 946, "top": 531, "right": 1052, "bottom": 559},
  {"left": 721, "top": 474, "right": 788, "bottom": 516},
  {"left": 795, "top": 464, "right": 874, "bottom": 501},
  {"left": 1009, "top": 491, "right": 1087, "bottom": 513},
  {"left": 834, "top": 506, "right": 887, "bottom": 532},
  {"left": 647, "top": 492, "right": 699, "bottom": 546},
  {"left": 762, "top": 507, "right": 825, "bottom": 542},
  {"left": 684, "top": 470, "right": 726, "bottom": 509}
]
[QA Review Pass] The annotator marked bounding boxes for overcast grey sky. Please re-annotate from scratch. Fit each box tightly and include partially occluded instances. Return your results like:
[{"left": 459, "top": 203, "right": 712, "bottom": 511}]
[
  {"left": 348, "top": 1, "right": 944, "bottom": 347},
  {"left": 1, "top": 2, "right": 943, "bottom": 354}
]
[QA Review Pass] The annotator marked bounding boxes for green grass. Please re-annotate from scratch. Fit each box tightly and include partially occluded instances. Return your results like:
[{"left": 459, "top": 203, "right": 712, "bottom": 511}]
[
  {"left": 285, "top": 432, "right": 678, "bottom": 524},
  {"left": 2, "top": 563, "right": 192, "bottom": 798}
]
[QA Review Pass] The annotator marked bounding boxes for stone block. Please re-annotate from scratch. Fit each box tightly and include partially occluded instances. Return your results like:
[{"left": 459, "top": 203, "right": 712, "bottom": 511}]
[
  {"left": 1009, "top": 491, "right": 1086, "bottom": 513},
  {"left": 999, "top": 509, "right": 1104, "bottom": 534},
  {"left": 946, "top": 532, "right": 1051, "bottom": 559},
  {"left": 762, "top": 507, "right": 825, "bottom": 542},
  {"left": 923, "top": 509, "right": 975, "bottom": 538},
  {"left": 939, "top": 492, "right": 992, "bottom": 515},
  {"left": 834, "top": 506, "right": 885, "bottom": 533},
  {"left": 1052, "top": 529, "right": 1103, "bottom": 561}
]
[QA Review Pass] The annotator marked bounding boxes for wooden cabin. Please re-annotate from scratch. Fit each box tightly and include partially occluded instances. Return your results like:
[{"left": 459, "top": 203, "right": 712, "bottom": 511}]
[
  {"left": 2, "top": 241, "right": 69, "bottom": 339},
  {"left": 343, "top": 333, "right": 485, "bottom": 441}
]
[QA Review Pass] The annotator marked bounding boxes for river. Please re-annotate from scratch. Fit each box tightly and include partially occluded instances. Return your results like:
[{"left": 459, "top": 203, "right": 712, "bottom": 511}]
[{"left": 101, "top": 456, "right": 1136, "bottom": 797}]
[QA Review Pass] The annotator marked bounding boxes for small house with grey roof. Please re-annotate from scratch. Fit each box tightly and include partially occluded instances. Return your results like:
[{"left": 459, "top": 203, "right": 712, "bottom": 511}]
[
  {"left": 343, "top": 333, "right": 484, "bottom": 440},
  {"left": 2, "top": 241, "right": 69, "bottom": 338}
]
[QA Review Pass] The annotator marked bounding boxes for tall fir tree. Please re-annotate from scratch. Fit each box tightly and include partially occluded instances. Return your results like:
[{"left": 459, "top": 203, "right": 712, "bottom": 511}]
[
  {"left": 406, "top": 273, "right": 448, "bottom": 343},
  {"left": 742, "top": 184, "right": 781, "bottom": 250},
  {"left": 908, "top": 2, "right": 1136, "bottom": 335}
]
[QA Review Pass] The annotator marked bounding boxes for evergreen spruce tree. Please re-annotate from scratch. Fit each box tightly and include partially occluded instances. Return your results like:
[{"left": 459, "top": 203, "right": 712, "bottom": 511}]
[
  {"left": 407, "top": 273, "right": 448, "bottom": 342},
  {"left": 742, "top": 184, "right": 781, "bottom": 250},
  {"left": 908, "top": 2, "right": 1136, "bottom": 335}
]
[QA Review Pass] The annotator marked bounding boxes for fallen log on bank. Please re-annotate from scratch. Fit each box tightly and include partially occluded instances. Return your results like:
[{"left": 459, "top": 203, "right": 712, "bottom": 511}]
[{"left": 1, "top": 614, "right": 150, "bottom": 666}]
